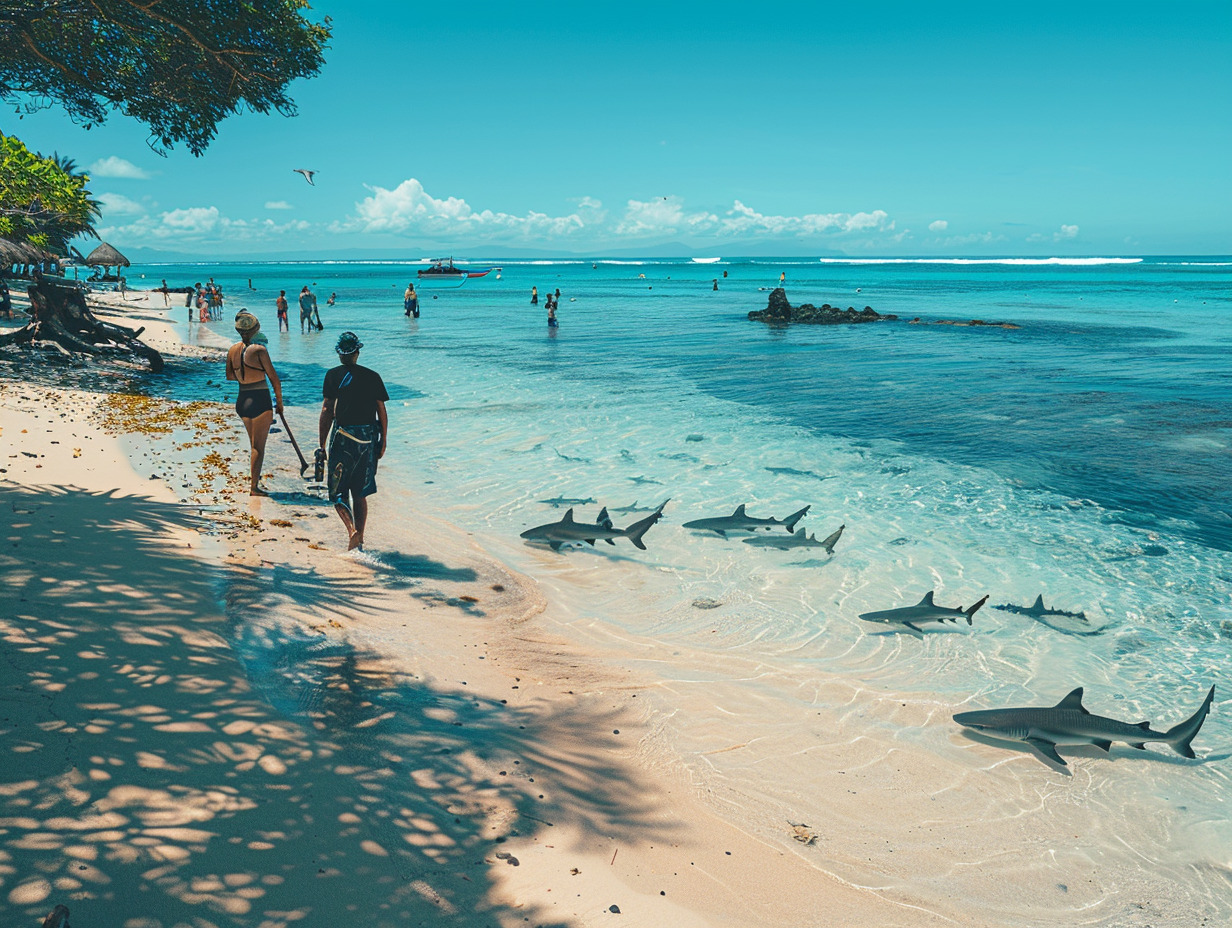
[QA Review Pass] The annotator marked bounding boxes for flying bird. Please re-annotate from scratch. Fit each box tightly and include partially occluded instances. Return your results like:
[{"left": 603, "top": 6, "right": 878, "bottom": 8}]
[{"left": 293, "top": 169, "right": 317, "bottom": 186}]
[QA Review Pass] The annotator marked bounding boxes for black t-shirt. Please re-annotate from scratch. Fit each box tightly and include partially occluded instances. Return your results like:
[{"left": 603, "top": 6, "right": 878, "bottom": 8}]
[{"left": 323, "top": 364, "right": 389, "bottom": 427}]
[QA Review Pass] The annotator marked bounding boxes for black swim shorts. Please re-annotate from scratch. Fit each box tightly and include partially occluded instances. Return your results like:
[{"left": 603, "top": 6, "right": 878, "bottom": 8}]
[{"left": 327, "top": 423, "right": 378, "bottom": 505}]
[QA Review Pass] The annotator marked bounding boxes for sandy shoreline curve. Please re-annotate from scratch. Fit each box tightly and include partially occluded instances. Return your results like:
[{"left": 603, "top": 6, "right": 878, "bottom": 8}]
[{"left": 2, "top": 289, "right": 967, "bottom": 926}]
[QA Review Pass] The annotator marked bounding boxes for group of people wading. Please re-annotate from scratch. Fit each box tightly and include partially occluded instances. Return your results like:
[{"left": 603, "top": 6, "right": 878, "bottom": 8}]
[{"left": 228, "top": 312, "right": 388, "bottom": 551}]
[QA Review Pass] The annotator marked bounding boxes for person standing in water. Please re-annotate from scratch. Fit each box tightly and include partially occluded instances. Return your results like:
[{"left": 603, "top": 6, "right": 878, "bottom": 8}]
[
  {"left": 779, "top": 271, "right": 786, "bottom": 288},
  {"left": 547, "top": 294, "right": 558, "bottom": 328},
  {"left": 319, "top": 332, "right": 389, "bottom": 550},
  {"left": 530, "top": 286, "right": 538, "bottom": 305},
  {"left": 404, "top": 282, "right": 419, "bottom": 317},
  {"left": 276, "top": 290, "right": 289, "bottom": 332},
  {"left": 226, "top": 312, "right": 284, "bottom": 496}
]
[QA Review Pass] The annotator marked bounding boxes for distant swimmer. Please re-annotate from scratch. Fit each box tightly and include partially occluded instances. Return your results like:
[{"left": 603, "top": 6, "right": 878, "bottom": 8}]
[
  {"left": 856, "top": 287, "right": 862, "bottom": 293},
  {"left": 327, "top": 292, "right": 337, "bottom": 306},
  {"left": 713, "top": 279, "right": 719, "bottom": 291},
  {"left": 531, "top": 285, "right": 538, "bottom": 305},
  {"left": 294, "top": 168, "right": 317, "bottom": 185}
]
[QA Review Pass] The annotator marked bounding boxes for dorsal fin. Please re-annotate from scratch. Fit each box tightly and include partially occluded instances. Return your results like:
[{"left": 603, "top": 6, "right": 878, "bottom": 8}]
[
  {"left": 561, "top": 508, "right": 575, "bottom": 523},
  {"left": 597, "top": 507, "right": 611, "bottom": 527},
  {"left": 733, "top": 504, "right": 746, "bottom": 516},
  {"left": 794, "top": 528, "right": 806, "bottom": 538},
  {"left": 918, "top": 591, "right": 935, "bottom": 606},
  {"left": 1032, "top": 594, "right": 1045, "bottom": 610},
  {"left": 1053, "top": 688, "right": 1088, "bottom": 713},
  {"left": 1136, "top": 720, "right": 1151, "bottom": 730}
]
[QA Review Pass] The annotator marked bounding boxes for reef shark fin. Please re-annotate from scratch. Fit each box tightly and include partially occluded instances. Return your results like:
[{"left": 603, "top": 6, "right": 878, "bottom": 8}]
[
  {"left": 1053, "top": 688, "right": 1089, "bottom": 714},
  {"left": 1025, "top": 737, "right": 1066, "bottom": 766},
  {"left": 918, "top": 591, "right": 935, "bottom": 607}
]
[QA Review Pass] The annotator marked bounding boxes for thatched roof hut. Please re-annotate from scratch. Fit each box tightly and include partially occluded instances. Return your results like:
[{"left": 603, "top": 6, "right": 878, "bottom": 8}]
[{"left": 85, "top": 242, "right": 130, "bottom": 268}]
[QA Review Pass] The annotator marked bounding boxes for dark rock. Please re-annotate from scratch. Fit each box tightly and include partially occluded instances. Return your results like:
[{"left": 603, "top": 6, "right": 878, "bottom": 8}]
[{"left": 748, "top": 288, "right": 897, "bottom": 326}]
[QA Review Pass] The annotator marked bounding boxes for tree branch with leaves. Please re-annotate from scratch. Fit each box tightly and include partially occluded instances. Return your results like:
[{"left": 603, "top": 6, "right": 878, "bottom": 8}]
[{"left": 0, "top": 0, "right": 332, "bottom": 156}]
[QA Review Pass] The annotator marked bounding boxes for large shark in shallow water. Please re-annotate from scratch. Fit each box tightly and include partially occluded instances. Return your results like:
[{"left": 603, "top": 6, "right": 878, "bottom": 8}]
[
  {"left": 954, "top": 685, "right": 1215, "bottom": 767},
  {"left": 682, "top": 504, "right": 810, "bottom": 537},
  {"left": 743, "top": 525, "right": 844, "bottom": 553},
  {"left": 858, "top": 590, "right": 988, "bottom": 637},
  {"left": 520, "top": 501, "right": 668, "bottom": 551}
]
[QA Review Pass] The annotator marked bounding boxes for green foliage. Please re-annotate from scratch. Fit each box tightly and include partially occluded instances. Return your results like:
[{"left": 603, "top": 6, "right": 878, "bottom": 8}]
[
  {"left": 0, "top": 0, "right": 331, "bottom": 156},
  {"left": 0, "top": 132, "right": 97, "bottom": 251}
]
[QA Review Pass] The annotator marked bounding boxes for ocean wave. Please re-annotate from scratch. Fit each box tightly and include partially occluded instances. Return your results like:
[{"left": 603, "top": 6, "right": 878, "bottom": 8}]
[{"left": 817, "top": 257, "right": 1146, "bottom": 266}]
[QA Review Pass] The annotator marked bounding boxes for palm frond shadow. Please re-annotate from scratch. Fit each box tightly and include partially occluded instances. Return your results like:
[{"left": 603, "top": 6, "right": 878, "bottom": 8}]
[{"left": 1, "top": 484, "right": 674, "bottom": 926}]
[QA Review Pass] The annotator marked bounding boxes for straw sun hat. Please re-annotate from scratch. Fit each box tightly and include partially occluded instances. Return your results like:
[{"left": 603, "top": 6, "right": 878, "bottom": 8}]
[{"left": 234, "top": 312, "right": 260, "bottom": 334}]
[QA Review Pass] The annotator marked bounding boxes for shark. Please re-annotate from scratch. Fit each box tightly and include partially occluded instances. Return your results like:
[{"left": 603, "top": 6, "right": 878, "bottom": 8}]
[
  {"left": 953, "top": 685, "right": 1216, "bottom": 767},
  {"left": 538, "top": 496, "right": 597, "bottom": 507},
  {"left": 858, "top": 591, "right": 988, "bottom": 637},
  {"left": 520, "top": 501, "right": 668, "bottom": 551},
  {"left": 743, "top": 525, "right": 844, "bottom": 553},
  {"left": 682, "top": 504, "right": 811, "bottom": 538},
  {"left": 609, "top": 499, "right": 667, "bottom": 514},
  {"left": 993, "top": 595, "right": 1102, "bottom": 637},
  {"left": 764, "top": 466, "right": 835, "bottom": 482}
]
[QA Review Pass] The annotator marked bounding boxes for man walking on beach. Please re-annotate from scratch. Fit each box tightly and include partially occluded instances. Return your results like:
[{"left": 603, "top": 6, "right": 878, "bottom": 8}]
[{"left": 319, "top": 331, "right": 388, "bottom": 550}]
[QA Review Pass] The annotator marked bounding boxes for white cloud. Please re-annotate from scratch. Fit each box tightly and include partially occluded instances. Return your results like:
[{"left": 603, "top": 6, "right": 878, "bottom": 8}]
[
  {"left": 96, "top": 192, "right": 145, "bottom": 216},
  {"left": 88, "top": 156, "right": 150, "bottom": 180},
  {"left": 616, "top": 197, "right": 718, "bottom": 236},
  {"left": 343, "top": 179, "right": 894, "bottom": 245},
  {"left": 1028, "top": 224, "right": 1080, "bottom": 243},
  {"left": 940, "top": 231, "right": 1007, "bottom": 247},
  {"left": 265, "top": 201, "right": 293, "bottom": 210},
  {"left": 345, "top": 178, "right": 588, "bottom": 240},
  {"left": 99, "top": 205, "right": 311, "bottom": 242},
  {"left": 929, "top": 219, "right": 948, "bottom": 232}
]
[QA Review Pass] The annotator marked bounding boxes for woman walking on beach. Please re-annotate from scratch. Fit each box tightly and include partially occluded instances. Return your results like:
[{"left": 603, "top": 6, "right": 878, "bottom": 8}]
[{"left": 226, "top": 312, "right": 284, "bottom": 496}]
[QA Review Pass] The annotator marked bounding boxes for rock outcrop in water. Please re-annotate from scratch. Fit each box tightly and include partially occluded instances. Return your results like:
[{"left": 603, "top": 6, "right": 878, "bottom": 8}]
[{"left": 747, "top": 288, "right": 897, "bottom": 325}]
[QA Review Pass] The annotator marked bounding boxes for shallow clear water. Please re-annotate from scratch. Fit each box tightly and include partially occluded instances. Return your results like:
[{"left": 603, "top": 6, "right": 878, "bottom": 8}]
[{"left": 133, "top": 255, "right": 1232, "bottom": 919}]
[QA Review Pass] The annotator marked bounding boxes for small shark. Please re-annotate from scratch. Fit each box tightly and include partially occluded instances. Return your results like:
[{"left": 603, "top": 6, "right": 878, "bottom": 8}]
[
  {"left": 743, "top": 525, "right": 844, "bottom": 553},
  {"left": 538, "top": 496, "right": 597, "bottom": 507},
  {"left": 520, "top": 501, "right": 668, "bottom": 551},
  {"left": 609, "top": 499, "right": 666, "bottom": 514},
  {"left": 994, "top": 595, "right": 1101, "bottom": 637},
  {"left": 764, "top": 466, "right": 835, "bottom": 482},
  {"left": 954, "top": 685, "right": 1215, "bottom": 767},
  {"left": 995, "top": 594, "right": 1086, "bottom": 622},
  {"left": 682, "top": 504, "right": 811, "bottom": 538},
  {"left": 858, "top": 590, "right": 988, "bottom": 637}
]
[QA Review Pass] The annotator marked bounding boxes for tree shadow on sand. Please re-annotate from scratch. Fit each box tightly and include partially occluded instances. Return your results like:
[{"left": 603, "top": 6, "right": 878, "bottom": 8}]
[{"left": 1, "top": 485, "right": 674, "bottom": 927}]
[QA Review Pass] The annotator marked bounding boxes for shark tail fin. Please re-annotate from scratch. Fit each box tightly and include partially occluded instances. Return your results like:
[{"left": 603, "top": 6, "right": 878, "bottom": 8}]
[
  {"left": 820, "top": 524, "right": 845, "bottom": 555},
  {"left": 784, "top": 505, "right": 811, "bottom": 532},
  {"left": 624, "top": 504, "right": 666, "bottom": 551},
  {"left": 1163, "top": 685, "right": 1215, "bottom": 759},
  {"left": 965, "top": 594, "right": 989, "bottom": 625}
]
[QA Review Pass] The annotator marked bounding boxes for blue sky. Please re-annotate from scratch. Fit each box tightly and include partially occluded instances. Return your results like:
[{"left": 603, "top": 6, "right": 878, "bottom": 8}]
[{"left": 7, "top": 1, "right": 1230, "bottom": 256}]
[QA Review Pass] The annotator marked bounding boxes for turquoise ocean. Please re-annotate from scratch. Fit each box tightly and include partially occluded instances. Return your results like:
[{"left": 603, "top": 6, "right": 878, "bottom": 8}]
[{"left": 131, "top": 256, "right": 1231, "bottom": 920}]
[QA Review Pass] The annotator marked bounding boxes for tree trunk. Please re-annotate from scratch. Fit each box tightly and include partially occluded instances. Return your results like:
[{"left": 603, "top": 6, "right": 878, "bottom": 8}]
[{"left": 0, "top": 277, "right": 164, "bottom": 372}]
